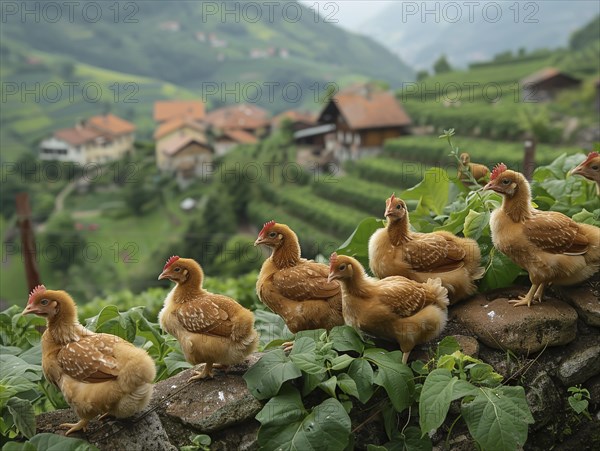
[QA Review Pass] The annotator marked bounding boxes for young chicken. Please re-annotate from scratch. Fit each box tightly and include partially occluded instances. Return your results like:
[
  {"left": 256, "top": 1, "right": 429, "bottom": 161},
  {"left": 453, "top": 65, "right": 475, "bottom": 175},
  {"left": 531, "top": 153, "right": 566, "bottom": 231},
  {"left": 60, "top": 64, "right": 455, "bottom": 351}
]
[
  {"left": 458, "top": 152, "right": 490, "bottom": 186},
  {"left": 158, "top": 256, "right": 258, "bottom": 380},
  {"left": 368, "top": 194, "right": 484, "bottom": 303},
  {"left": 22, "top": 285, "right": 155, "bottom": 436},
  {"left": 328, "top": 253, "right": 449, "bottom": 364},
  {"left": 571, "top": 151, "right": 600, "bottom": 196},
  {"left": 484, "top": 163, "right": 600, "bottom": 307},
  {"left": 254, "top": 221, "right": 344, "bottom": 333}
]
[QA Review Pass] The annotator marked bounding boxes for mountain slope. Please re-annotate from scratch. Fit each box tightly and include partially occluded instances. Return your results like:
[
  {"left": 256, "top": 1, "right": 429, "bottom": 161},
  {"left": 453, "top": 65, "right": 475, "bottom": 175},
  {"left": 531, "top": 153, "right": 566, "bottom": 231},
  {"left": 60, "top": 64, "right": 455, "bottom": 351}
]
[
  {"left": 1, "top": 0, "right": 414, "bottom": 109},
  {"left": 362, "top": 1, "right": 599, "bottom": 69}
]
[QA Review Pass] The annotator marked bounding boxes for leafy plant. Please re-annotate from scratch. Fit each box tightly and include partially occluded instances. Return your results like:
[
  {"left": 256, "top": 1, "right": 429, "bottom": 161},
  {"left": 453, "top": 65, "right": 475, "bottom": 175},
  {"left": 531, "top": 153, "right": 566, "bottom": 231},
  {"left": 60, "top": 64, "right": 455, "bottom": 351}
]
[
  {"left": 244, "top": 330, "right": 533, "bottom": 451},
  {"left": 567, "top": 386, "right": 591, "bottom": 420},
  {"left": 180, "top": 434, "right": 211, "bottom": 451},
  {"left": 2, "top": 433, "right": 99, "bottom": 451}
]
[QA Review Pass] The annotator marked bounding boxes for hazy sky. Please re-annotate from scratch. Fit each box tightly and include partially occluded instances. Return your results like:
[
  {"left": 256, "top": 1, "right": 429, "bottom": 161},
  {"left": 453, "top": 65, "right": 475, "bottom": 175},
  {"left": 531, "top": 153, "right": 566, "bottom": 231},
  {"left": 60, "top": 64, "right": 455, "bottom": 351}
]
[{"left": 299, "top": 1, "right": 389, "bottom": 30}]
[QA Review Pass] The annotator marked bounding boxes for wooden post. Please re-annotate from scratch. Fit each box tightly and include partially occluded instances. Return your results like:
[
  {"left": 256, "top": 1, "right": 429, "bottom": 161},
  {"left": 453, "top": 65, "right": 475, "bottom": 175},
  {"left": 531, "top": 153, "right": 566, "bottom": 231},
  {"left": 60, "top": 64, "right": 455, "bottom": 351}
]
[
  {"left": 523, "top": 135, "right": 536, "bottom": 181},
  {"left": 16, "top": 192, "right": 41, "bottom": 292}
]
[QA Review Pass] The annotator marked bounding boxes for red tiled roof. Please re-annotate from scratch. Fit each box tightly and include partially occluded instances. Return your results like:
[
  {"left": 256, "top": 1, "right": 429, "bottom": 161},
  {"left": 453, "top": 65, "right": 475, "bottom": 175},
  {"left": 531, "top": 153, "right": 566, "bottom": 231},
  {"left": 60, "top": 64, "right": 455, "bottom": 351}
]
[
  {"left": 206, "top": 104, "right": 269, "bottom": 130},
  {"left": 154, "top": 100, "right": 206, "bottom": 122},
  {"left": 153, "top": 116, "right": 206, "bottom": 140},
  {"left": 54, "top": 126, "right": 104, "bottom": 146},
  {"left": 160, "top": 134, "right": 211, "bottom": 157},
  {"left": 220, "top": 128, "right": 258, "bottom": 144},
  {"left": 319, "top": 91, "right": 411, "bottom": 129},
  {"left": 87, "top": 114, "right": 135, "bottom": 136},
  {"left": 272, "top": 110, "right": 316, "bottom": 127}
]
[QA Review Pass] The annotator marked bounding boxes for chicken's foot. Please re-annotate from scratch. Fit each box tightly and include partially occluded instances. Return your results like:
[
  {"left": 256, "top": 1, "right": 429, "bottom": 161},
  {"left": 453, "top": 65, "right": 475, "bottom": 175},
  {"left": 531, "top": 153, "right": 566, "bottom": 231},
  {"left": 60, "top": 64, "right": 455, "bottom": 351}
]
[
  {"left": 281, "top": 341, "right": 294, "bottom": 353},
  {"left": 212, "top": 363, "right": 230, "bottom": 373},
  {"left": 533, "top": 284, "right": 546, "bottom": 303},
  {"left": 509, "top": 284, "right": 539, "bottom": 307},
  {"left": 98, "top": 413, "right": 113, "bottom": 422},
  {"left": 59, "top": 419, "right": 89, "bottom": 436},
  {"left": 188, "top": 363, "right": 213, "bottom": 381}
]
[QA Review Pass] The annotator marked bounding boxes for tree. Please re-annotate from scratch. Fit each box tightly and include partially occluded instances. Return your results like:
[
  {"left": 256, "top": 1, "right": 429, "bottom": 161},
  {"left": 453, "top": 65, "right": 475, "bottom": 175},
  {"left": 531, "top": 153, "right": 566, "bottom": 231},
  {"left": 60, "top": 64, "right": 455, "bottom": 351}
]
[
  {"left": 416, "top": 70, "right": 429, "bottom": 81},
  {"left": 433, "top": 55, "right": 452, "bottom": 75},
  {"left": 43, "top": 212, "right": 86, "bottom": 273}
]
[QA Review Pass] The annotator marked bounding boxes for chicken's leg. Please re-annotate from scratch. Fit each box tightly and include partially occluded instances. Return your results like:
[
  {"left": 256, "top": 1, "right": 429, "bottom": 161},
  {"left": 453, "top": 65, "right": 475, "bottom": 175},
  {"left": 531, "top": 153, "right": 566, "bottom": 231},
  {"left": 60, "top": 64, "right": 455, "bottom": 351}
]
[
  {"left": 533, "top": 284, "right": 546, "bottom": 303},
  {"left": 188, "top": 363, "right": 213, "bottom": 381},
  {"left": 509, "top": 284, "right": 539, "bottom": 308},
  {"left": 402, "top": 351, "right": 410, "bottom": 364},
  {"left": 282, "top": 341, "right": 294, "bottom": 353},
  {"left": 59, "top": 419, "right": 89, "bottom": 436}
]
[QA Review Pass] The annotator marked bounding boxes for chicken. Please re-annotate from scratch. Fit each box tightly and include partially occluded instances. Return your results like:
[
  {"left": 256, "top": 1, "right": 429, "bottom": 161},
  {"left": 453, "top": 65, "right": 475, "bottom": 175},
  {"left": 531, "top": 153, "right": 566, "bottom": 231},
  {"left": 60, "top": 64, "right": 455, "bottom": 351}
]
[
  {"left": 458, "top": 152, "right": 490, "bottom": 186},
  {"left": 22, "top": 285, "right": 155, "bottom": 436},
  {"left": 369, "top": 194, "right": 484, "bottom": 303},
  {"left": 571, "top": 151, "right": 600, "bottom": 196},
  {"left": 484, "top": 163, "right": 600, "bottom": 307},
  {"left": 158, "top": 256, "right": 258, "bottom": 380},
  {"left": 328, "top": 253, "right": 449, "bottom": 364},
  {"left": 254, "top": 221, "right": 344, "bottom": 333}
]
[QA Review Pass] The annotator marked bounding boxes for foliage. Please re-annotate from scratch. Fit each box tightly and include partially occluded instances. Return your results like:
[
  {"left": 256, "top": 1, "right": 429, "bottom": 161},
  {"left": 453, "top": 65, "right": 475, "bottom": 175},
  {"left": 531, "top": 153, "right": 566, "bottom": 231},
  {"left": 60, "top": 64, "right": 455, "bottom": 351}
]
[
  {"left": 2, "top": 433, "right": 99, "bottom": 451},
  {"left": 433, "top": 54, "right": 452, "bottom": 74},
  {"left": 567, "top": 386, "right": 591, "bottom": 419},
  {"left": 346, "top": 157, "right": 427, "bottom": 190},
  {"left": 179, "top": 434, "right": 211, "bottom": 451},
  {"left": 244, "top": 330, "right": 533, "bottom": 451}
]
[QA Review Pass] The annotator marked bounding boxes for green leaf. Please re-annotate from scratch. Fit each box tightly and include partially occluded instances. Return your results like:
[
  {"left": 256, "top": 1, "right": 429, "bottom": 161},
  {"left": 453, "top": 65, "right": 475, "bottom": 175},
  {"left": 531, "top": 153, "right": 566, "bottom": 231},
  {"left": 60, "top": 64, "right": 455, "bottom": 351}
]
[
  {"left": 2, "top": 441, "right": 37, "bottom": 451},
  {"left": 347, "top": 358, "right": 375, "bottom": 403},
  {"left": 6, "top": 397, "right": 35, "bottom": 439},
  {"left": 403, "top": 426, "right": 433, "bottom": 451},
  {"left": 365, "top": 349, "right": 414, "bottom": 412},
  {"left": 329, "top": 326, "right": 365, "bottom": 353},
  {"left": 568, "top": 396, "right": 589, "bottom": 414},
  {"left": 330, "top": 354, "right": 354, "bottom": 371},
  {"left": 461, "top": 386, "right": 534, "bottom": 451},
  {"left": 337, "top": 217, "right": 385, "bottom": 270},
  {"left": 437, "top": 336, "right": 460, "bottom": 357},
  {"left": 400, "top": 168, "right": 450, "bottom": 216},
  {"left": 463, "top": 210, "right": 490, "bottom": 241},
  {"left": 29, "top": 433, "right": 100, "bottom": 451},
  {"left": 336, "top": 374, "right": 359, "bottom": 399},
  {"left": 319, "top": 376, "right": 338, "bottom": 397},
  {"left": 419, "top": 369, "right": 455, "bottom": 435},
  {"left": 479, "top": 249, "right": 523, "bottom": 292},
  {"left": 289, "top": 338, "right": 327, "bottom": 375},
  {"left": 243, "top": 349, "right": 302, "bottom": 400},
  {"left": 302, "top": 372, "right": 326, "bottom": 397},
  {"left": 256, "top": 386, "right": 351, "bottom": 451}
]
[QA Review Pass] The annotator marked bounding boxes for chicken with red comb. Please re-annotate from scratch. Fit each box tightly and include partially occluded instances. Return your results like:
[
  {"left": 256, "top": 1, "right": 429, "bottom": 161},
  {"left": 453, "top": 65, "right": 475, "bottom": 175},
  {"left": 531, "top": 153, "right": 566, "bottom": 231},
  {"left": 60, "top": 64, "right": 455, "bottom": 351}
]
[
  {"left": 255, "top": 221, "right": 343, "bottom": 335},
  {"left": 484, "top": 164, "right": 600, "bottom": 307},
  {"left": 22, "top": 286, "right": 155, "bottom": 435},
  {"left": 571, "top": 152, "right": 600, "bottom": 196}
]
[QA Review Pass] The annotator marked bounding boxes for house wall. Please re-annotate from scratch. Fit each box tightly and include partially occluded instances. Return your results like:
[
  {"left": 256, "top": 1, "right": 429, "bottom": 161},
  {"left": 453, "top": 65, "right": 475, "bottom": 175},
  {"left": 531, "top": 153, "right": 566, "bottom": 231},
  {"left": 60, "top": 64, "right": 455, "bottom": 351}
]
[
  {"left": 86, "top": 133, "right": 135, "bottom": 164},
  {"left": 39, "top": 134, "right": 135, "bottom": 165},
  {"left": 164, "top": 143, "right": 214, "bottom": 174},
  {"left": 39, "top": 137, "right": 85, "bottom": 164}
]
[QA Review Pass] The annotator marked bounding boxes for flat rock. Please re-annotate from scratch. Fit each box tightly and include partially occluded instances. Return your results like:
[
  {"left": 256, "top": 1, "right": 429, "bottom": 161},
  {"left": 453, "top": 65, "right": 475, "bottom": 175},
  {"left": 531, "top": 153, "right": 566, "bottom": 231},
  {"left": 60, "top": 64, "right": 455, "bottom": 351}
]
[
  {"left": 557, "top": 342, "right": 600, "bottom": 386},
  {"left": 152, "top": 354, "right": 263, "bottom": 433},
  {"left": 451, "top": 294, "right": 578, "bottom": 354},
  {"left": 453, "top": 335, "right": 479, "bottom": 357},
  {"left": 560, "top": 286, "right": 600, "bottom": 327}
]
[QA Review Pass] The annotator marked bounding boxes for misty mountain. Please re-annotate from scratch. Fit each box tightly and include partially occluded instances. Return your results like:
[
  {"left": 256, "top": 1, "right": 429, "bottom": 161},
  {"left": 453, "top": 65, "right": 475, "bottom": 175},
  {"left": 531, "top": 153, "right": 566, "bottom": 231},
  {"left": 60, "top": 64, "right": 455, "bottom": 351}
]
[{"left": 361, "top": 1, "right": 599, "bottom": 70}]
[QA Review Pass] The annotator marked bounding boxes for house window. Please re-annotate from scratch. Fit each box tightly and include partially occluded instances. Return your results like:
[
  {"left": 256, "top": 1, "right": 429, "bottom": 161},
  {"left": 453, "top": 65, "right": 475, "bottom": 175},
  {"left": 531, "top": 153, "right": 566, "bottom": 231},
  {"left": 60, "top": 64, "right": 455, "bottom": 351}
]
[
  {"left": 354, "top": 134, "right": 361, "bottom": 145},
  {"left": 345, "top": 132, "right": 352, "bottom": 144}
]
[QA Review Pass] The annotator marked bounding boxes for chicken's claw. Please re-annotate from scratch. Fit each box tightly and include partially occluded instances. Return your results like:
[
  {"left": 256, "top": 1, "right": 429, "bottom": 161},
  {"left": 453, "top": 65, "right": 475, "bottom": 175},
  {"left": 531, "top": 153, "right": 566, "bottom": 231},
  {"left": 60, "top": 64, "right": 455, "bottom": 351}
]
[
  {"left": 59, "top": 419, "right": 89, "bottom": 436},
  {"left": 188, "top": 363, "right": 214, "bottom": 381},
  {"left": 281, "top": 341, "right": 294, "bottom": 353},
  {"left": 508, "top": 297, "right": 532, "bottom": 308}
]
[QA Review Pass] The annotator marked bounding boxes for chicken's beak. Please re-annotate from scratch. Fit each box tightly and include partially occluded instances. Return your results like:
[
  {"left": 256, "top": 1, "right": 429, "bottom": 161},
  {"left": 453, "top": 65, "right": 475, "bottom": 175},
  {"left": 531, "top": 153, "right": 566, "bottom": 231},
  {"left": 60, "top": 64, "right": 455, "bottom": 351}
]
[
  {"left": 570, "top": 165, "right": 583, "bottom": 176},
  {"left": 158, "top": 271, "right": 168, "bottom": 280},
  {"left": 254, "top": 237, "right": 263, "bottom": 247},
  {"left": 22, "top": 304, "right": 36, "bottom": 315},
  {"left": 483, "top": 182, "right": 500, "bottom": 193}
]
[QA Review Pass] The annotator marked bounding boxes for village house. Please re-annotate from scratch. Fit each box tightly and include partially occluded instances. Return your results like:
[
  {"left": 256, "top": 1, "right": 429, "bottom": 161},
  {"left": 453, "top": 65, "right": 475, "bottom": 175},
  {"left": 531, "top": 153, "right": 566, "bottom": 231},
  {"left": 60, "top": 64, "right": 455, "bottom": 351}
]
[
  {"left": 271, "top": 110, "right": 316, "bottom": 132},
  {"left": 39, "top": 114, "right": 135, "bottom": 164},
  {"left": 153, "top": 100, "right": 206, "bottom": 123},
  {"left": 156, "top": 133, "right": 213, "bottom": 182},
  {"left": 213, "top": 128, "right": 258, "bottom": 156},
  {"left": 154, "top": 117, "right": 208, "bottom": 170},
  {"left": 294, "top": 87, "right": 411, "bottom": 164},
  {"left": 205, "top": 104, "right": 271, "bottom": 138},
  {"left": 520, "top": 68, "right": 582, "bottom": 102}
]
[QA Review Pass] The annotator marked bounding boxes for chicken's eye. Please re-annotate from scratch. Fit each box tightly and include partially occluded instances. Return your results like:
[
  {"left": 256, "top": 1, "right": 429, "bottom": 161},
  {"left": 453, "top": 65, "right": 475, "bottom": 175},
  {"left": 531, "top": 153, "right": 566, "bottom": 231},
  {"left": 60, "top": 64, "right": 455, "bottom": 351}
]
[
  {"left": 174, "top": 267, "right": 181, "bottom": 272},
  {"left": 502, "top": 179, "right": 511, "bottom": 185},
  {"left": 396, "top": 204, "right": 402, "bottom": 210},
  {"left": 592, "top": 165, "right": 599, "bottom": 170},
  {"left": 339, "top": 264, "right": 346, "bottom": 271},
  {"left": 269, "top": 232, "right": 277, "bottom": 238},
  {"left": 40, "top": 299, "right": 49, "bottom": 306}
]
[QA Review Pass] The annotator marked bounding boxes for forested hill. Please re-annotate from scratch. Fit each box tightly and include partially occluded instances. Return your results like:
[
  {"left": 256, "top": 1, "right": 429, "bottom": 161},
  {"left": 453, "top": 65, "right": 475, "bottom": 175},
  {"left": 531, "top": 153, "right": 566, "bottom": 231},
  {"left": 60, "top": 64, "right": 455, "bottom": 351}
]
[{"left": 1, "top": 0, "right": 414, "bottom": 92}]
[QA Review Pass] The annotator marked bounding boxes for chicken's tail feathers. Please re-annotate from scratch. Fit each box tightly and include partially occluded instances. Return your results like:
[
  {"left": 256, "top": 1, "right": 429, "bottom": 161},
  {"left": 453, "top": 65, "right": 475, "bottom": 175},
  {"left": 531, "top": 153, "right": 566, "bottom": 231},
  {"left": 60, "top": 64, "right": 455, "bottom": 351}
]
[
  {"left": 115, "top": 344, "right": 156, "bottom": 394},
  {"left": 424, "top": 278, "right": 449, "bottom": 309}
]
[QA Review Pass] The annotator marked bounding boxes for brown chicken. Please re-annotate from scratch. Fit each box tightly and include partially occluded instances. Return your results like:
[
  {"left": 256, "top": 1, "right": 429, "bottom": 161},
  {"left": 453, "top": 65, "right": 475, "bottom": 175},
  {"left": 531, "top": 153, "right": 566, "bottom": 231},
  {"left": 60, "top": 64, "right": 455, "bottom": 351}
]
[
  {"left": 484, "top": 163, "right": 600, "bottom": 307},
  {"left": 328, "top": 253, "right": 449, "bottom": 363},
  {"left": 254, "top": 221, "right": 344, "bottom": 333},
  {"left": 458, "top": 152, "right": 490, "bottom": 185},
  {"left": 571, "top": 151, "right": 600, "bottom": 196},
  {"left": 369, "top": 194, "right": 484, "bottom": 303},
  {"left": 22, "top": 285, "right": 155, "bottom": 435},
  {"left": 158, "top": 256, "right": 258, "bottom": 380}
]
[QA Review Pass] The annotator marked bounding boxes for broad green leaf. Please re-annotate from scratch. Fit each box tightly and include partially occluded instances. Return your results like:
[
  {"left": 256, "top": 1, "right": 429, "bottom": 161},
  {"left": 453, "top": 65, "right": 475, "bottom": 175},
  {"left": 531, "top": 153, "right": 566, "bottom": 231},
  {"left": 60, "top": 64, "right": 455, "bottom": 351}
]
[
  {"left": 463, "top": 210, "right": 490, "bottom": 241},
  {"left": 347, "top": 358, "right": 375, "bottom": 403},
  {"left": 302, "top": 372, "right": 326, "bottom": 397},
  {"left": 254, "top": 310, "right": 292, "bottom": 348},
  {"left": 243, "top": 350, "right": 301, "bottom": 400},
  {"left": 365, "top": 349, "right": 414, "bottom": 412},
  {"left": 436, "top": 355, "right": 456, "bottom": 371},
  {"left": 290, "top": 338, "right": 326, "bottom": 375},
  {"left": 468, "top": 363, "right": 503, "bottom": 387},
  {"left": 419, "top": 369, "right": 455, "bottom": 435},
  {"left": 568, "top": 397, "right": 589, "bottom": 414},
  {"left": 319, "top": 376, "right": 338, "bottom": 397},
  {"left": 329, "top": 326, "right": 365, "bottom": 353},
  {"left": 330, "top": 354, "right": 354, "bottom": 371},
  {"left": 479, "top": 249, "right": 523, "bottom": 292},
  {"left": 84, "top": 305, "right": 120, "bottom": 332},
  {"left": 403, "top": 426, "right": 433, "bottom": 451},
  {"left": 29, "top": 433, "right": 99, "bottom": 451},
  {"left": 461, "top": 386, "right": 534, "bottom": 451},
  {"left": 437, "top": 336, "right": 460, "bottom": 357},
  {"left": 336, "top": 374, "right": 359, "bottom": 399},
  {"left": 2, "top": 441, "right": 37, "bottom": 451},
  {"left": 0, "top": 355, "right": 42, "bottom": 381},
  {"left": 295, "top": 329, "right": 326, "bottom": 343},
  {"left": 337, "top": 217, "right": 385, "bottom": 270},
  {"left": 6, "top": 397, "right": 35, "bottom": 438},
  {"left": 257, "top": 386, "right": 351, "bottom": 451},
  {"left": 400, "top": 168, "right": 451, "bottom": 216}
]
